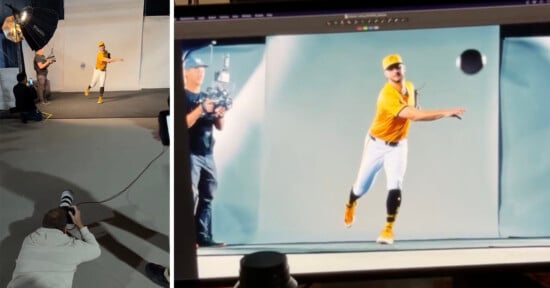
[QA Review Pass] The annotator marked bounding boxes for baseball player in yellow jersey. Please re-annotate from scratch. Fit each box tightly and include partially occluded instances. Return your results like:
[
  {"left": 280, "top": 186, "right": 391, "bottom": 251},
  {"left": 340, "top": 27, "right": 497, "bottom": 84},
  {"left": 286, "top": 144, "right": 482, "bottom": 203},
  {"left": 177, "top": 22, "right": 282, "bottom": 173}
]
[
  {"left": 84, "top": 41, "right": 124, "bottom": 104},
  {"left": 344, "top": 54, "right": 465, "bottom": 244}
]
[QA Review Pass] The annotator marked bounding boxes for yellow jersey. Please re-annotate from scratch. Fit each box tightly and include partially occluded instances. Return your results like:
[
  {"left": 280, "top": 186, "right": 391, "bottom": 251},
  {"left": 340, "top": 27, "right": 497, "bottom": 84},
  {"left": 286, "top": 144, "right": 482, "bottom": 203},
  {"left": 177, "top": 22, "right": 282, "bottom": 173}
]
[
  {"left": 369, "top": 80, "right": 416, "bottom": 142},
  {"left": 95, "top": 51, "right": 108, "bottom": 71}
]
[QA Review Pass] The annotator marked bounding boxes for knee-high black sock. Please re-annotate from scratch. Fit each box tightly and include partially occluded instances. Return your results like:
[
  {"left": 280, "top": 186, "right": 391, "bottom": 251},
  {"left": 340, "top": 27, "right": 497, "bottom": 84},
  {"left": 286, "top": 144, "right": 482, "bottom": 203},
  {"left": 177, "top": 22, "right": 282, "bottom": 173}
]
[
  {"left": 99, "top": 87, "right": 104, "bottom": 96},
  {"left": 386, "top": 189, "right": 402, "bottom": 223},
  {"left": 348, "top": 187, "right": 359, "bottom": 205}
]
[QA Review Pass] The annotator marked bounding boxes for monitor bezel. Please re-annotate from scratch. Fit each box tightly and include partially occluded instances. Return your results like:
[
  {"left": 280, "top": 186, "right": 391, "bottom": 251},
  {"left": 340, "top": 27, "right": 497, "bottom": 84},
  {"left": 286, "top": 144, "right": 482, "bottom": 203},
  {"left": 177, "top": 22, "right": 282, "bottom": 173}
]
[{"left": 174, "top": 1, "right": 550, "bottom": 285}]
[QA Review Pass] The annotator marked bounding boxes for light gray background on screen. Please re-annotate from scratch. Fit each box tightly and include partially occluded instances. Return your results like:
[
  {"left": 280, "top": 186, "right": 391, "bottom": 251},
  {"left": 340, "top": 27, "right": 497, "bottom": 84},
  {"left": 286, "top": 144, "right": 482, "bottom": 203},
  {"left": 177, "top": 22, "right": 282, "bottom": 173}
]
[{"left": 500, "top": 37, "right": 550, "bottom": 237}]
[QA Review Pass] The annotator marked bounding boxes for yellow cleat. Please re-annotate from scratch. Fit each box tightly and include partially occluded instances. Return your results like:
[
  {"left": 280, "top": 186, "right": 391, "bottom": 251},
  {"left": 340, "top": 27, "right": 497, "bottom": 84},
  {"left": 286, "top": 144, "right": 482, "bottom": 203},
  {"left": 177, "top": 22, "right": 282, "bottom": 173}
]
[
  {"left": 97, "top": 96, "right": 103, "bottom": 104},
  {"left": 344, "top": 201, "right": 357, "bottom": 228},
  {"left": 376, "top": 223, "right": 394, "bottom": 244},
  {"left": 84, "top": 88, "right": 89, "bottom": 96}
]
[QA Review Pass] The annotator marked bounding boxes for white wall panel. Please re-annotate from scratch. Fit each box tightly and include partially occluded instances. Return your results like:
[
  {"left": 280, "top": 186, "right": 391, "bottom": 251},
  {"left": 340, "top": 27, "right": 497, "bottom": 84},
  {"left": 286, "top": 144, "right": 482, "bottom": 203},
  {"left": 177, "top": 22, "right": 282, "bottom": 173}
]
[{"left": 140, "top": 16, "right": 170, "bottom": 89}]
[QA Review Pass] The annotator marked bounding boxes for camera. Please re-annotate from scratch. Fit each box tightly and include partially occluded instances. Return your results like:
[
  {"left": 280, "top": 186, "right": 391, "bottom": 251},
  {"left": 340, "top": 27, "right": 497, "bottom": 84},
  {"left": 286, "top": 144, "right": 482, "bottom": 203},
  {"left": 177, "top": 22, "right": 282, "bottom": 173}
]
[
  {"left": 59, "top": 190, "right": 75, "bottom": 224},
  {"left": 47, "top": 48, "right": 56, "bottom": 63},
  {"left": 198, "top": 53, "right": 233, "bottom": 113},
  {"left": 202, "top": 86, "right": 233, "bottom": 111}
]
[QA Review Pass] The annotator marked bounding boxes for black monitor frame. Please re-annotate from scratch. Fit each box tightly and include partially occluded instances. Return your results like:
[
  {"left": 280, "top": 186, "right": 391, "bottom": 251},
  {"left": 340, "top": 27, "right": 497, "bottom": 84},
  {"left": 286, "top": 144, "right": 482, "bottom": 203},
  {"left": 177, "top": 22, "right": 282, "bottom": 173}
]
[{"left": 174, "top": 1, "right": 550, "bottom": 286}]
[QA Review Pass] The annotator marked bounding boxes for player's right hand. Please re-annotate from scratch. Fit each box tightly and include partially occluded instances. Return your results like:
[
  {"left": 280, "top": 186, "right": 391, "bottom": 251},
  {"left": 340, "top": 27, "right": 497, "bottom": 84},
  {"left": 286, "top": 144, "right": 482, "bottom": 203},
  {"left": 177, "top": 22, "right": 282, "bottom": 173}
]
[{"left": 446, "top": 107, "right": 465, "bottom": 118}]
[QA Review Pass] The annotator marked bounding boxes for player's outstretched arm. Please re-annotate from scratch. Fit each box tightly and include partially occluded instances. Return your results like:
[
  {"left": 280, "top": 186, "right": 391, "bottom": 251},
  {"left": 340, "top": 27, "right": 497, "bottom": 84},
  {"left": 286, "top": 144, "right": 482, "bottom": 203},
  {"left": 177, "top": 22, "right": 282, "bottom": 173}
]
[
  {"left": 398, "top": 106, "right": 465, "bottom": 121},
  {"left": 103, "top": 57, "right": 124, "bottom": 63}
]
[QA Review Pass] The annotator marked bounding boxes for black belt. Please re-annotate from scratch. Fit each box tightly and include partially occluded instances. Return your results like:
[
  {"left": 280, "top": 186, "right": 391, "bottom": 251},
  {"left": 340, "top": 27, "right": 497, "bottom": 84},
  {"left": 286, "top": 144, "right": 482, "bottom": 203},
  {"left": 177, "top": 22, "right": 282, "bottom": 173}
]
[{"left": 369, "top": 135, "right": 399, "bottom": 147}]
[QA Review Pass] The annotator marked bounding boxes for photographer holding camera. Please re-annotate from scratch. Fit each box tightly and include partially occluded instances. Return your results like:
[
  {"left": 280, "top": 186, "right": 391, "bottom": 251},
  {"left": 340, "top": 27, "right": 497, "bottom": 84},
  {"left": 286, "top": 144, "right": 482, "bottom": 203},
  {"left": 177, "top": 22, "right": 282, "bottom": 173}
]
[
  {"left": 7, "top": 191, "right": 101, "bottom": 288},
  {"left": 13, "top": 72, "right": 43, "bottom": 123},
  {"left": 184, "top": 57, "right": 227, "bottom": 247},
  {"left": 33, "top": 47, "right": 55, "bottom": 105}
]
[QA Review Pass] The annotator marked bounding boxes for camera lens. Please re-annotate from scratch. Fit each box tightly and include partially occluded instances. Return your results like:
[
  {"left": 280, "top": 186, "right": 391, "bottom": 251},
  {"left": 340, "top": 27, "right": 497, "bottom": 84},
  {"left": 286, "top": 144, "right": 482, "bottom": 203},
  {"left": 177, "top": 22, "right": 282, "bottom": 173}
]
[
  {"left": 59, "top": 190, "right": 73, "bottom": 207},
  {"left": 59, "top": 190, "right": 75, "bottom": 225}
]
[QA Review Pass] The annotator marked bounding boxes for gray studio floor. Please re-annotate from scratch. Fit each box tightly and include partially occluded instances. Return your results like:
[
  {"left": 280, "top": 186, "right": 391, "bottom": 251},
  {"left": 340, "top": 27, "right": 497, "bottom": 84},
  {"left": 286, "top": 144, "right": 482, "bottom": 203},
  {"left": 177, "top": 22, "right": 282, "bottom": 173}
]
[{"left": 0, "top": 92, "right": 169, "bottom": 288}]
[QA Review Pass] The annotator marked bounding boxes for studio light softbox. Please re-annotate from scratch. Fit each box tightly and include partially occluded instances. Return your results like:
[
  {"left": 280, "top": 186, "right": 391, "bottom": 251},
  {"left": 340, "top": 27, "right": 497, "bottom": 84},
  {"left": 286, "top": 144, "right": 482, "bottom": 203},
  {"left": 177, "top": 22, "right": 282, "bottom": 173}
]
[
  {"left": 3, "top": 4, "right": 58, "bottom": 51},
  {"left": 19, "top": 6, "right": 58, "bottom": 51}
]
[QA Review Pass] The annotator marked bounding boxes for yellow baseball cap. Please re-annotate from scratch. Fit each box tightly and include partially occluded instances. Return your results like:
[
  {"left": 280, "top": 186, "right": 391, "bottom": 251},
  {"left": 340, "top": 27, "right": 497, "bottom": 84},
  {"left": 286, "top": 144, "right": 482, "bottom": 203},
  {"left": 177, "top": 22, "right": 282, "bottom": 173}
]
[
  {"left": 382, "top": 54, "right": 403, "bottom": 70},
  {"left": 97, "top": 41, "right": 105, "bottom": 47}
]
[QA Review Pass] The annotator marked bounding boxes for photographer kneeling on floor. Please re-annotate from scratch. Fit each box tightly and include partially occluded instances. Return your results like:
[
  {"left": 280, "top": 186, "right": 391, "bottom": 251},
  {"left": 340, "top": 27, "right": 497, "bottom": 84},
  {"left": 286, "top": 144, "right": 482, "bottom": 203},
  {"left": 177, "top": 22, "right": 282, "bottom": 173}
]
[
  {"left": 13, "top": 72, "right": 43, "bottom": 123},
  {"left": 7, "top": 191, "right": 101, "bottom": 288}
]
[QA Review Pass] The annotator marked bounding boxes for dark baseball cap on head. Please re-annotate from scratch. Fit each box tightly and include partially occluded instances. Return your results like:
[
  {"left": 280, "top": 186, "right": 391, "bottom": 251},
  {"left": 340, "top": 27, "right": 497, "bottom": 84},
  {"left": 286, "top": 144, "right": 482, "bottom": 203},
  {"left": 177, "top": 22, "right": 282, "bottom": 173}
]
[{"left": 184, "top": 57, "right": 208, "bottom": 69}]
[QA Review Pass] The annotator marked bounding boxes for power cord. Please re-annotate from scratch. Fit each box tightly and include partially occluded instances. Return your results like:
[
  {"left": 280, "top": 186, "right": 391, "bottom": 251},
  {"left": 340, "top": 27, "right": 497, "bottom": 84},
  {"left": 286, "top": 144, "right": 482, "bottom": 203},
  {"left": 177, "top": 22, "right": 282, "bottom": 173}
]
[{"left": 77, "top": 146, "right": 167, "bottom": 206}]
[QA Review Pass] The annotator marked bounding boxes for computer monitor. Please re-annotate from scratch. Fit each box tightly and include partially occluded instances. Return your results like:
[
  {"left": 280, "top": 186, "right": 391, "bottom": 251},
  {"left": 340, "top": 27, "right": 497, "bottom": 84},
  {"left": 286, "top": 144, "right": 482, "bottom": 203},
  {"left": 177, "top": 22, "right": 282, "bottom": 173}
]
[{"left": 174, "top": 1, "right": 550, "bottom": 285}]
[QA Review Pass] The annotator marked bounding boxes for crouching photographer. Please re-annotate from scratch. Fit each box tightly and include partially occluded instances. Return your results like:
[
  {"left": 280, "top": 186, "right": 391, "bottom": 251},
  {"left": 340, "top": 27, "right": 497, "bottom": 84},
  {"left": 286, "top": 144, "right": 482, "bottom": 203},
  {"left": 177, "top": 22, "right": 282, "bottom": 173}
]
[
  {"left": 7, "top": 191, "right": 101, "bottom": 288},
  {"left": 13, "top": 72, "right": 43, "bottom": 123}
]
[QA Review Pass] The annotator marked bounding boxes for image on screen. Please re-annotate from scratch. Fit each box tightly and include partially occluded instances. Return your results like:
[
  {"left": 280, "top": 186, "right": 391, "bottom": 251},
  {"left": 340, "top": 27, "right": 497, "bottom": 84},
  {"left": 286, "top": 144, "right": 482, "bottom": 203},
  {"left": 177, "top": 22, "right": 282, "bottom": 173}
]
[{"left": 183, "top": 25, "right": 500, "bottom": 244}]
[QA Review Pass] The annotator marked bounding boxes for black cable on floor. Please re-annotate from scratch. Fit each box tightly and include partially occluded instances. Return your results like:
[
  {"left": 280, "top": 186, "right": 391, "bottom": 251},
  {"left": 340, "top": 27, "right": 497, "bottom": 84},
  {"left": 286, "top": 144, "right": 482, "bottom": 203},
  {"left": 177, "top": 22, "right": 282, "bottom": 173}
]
[{"left": 77, "top": 145, "right": 167, "bottom": 206}]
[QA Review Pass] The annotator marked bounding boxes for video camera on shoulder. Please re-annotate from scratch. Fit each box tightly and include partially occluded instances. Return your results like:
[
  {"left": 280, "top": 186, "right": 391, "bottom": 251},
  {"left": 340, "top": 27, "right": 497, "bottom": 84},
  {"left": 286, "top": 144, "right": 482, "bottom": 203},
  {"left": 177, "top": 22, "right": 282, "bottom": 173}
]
[{"left": 59, "top": 190, "right": 75, "bottom": 224}]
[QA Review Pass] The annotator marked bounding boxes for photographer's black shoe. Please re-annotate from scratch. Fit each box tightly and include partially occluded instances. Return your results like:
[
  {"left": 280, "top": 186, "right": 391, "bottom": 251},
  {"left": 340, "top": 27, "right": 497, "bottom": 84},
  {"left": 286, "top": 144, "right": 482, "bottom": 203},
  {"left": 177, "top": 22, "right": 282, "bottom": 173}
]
[
  {"left": 145, "top": 262, "right": 169, "bottom": 288},
  {"left": 197, "top": 239, "right": 226, "bottom": 248}
]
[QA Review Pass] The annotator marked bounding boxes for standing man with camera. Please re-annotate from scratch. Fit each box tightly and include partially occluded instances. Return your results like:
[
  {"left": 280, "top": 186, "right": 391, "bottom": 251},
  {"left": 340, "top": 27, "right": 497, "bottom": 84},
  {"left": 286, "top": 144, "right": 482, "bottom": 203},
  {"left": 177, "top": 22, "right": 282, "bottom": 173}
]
[
  {"left": 7, "top": 202, "right": 101, "bottom": 288},
  {"left": 184, "top": 57, "right": 226, "bottom": 247},
  {"left": 33, "top": 47, "right": 54, "bottom": 105}
]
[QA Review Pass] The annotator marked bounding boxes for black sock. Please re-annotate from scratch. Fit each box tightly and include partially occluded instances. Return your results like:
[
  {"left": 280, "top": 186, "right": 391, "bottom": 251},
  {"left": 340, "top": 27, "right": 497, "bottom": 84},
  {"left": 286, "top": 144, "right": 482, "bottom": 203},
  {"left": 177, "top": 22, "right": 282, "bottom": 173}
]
[
  {"left": 386, "top": 189, "right": 402, "bottom": 222},
  {"left": 348, "top": 187, "right": 359, "bottom": 204}
]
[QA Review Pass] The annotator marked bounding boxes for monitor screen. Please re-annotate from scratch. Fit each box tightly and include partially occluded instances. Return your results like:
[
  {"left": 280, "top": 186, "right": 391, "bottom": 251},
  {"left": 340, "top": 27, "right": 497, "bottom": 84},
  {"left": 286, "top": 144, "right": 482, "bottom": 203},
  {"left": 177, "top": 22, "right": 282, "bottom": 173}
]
[{"left": 174, "top": 1, "right": 550, "bottom": 284}]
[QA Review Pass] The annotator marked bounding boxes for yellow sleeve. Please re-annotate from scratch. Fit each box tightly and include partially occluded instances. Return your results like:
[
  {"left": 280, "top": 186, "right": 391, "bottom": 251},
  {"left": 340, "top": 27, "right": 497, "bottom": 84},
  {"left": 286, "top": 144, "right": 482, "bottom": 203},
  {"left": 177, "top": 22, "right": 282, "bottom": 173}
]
[{"left": 379, "top": 86, "right": 407, "bottom": 117}]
